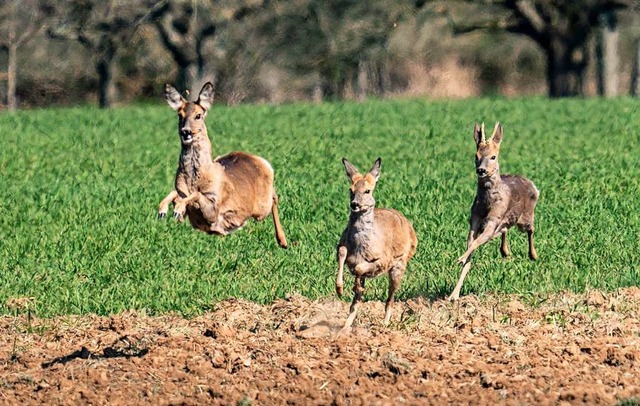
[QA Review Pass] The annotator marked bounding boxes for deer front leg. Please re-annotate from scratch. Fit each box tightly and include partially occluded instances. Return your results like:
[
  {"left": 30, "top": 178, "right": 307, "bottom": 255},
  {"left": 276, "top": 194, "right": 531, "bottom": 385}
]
[
  {"left": 384, "top": 262, "right": 405, "bottom": 325},
  {"left": 341, "top": 276, "right": 365, "bottom": 334},
  {"left": 456, "top": 221, "right": 501, "bottom": 265},
  {"left": 158, "top": 190, "right": 179, "bottom": 219},
  {"left": 449, "top": 229, "right": 476, "bottom": 301},
  {"left": 336, "top": 245, "right": 347, "bottom": 297},
  {"left": 173, "top": 192, "right": 200, "bottom": 221}
]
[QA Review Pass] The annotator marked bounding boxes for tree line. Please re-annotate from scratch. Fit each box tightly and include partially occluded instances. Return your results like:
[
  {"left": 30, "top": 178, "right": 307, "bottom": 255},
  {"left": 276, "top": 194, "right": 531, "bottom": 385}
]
[{"left": 0, "top": 0, "right": 639, "bottom": 109}]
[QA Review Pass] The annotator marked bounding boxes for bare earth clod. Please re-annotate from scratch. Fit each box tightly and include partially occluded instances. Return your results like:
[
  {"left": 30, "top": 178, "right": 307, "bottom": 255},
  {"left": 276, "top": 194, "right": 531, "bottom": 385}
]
[{"left": 2, "top": 289, "right": 640, "bottom": 405}]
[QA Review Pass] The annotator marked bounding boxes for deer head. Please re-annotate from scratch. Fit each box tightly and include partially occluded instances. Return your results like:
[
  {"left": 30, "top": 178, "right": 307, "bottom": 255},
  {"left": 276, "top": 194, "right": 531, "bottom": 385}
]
[
  {"left": 473, "top": 122, "right": 503, "bottom": 179},
  {"left": 342, "top": 158, "right": 382, "bottom": 214},
  {"left": 164, "top": 82, "right": 215, "bottom": 146}
]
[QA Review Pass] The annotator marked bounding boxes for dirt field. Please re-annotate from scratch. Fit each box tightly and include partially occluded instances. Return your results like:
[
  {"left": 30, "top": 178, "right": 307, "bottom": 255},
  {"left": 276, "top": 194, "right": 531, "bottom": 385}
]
[{"left": 1, "top": 289, "right": 639, "bottom": 405}]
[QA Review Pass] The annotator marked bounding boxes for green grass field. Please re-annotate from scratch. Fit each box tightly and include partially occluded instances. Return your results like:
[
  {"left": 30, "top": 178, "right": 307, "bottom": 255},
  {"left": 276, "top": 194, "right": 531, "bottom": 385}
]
[{"left": 1, "top": 97, "right": 639, "bottom": 317}]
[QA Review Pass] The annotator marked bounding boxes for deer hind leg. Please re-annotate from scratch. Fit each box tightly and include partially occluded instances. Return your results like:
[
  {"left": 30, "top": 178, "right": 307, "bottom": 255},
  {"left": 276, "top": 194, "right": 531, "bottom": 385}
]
[
  {"left": 341, "top": 276, "right": 365, "bottom": 333},
  {"left": 336, "top": 245, "right": 347, "bottom": 297},
  {"left": 158, "top": 190, "right": 179, "bottom": 219},
  {"left": 384, "top": 262, "right": 405, "bottom": 325},
  {"left": 271, "top": 192, "right": 288, "bottom": 249},
  {"left": 517, "top": 214, "right": 537, "bottom": 261},
  {"left": 500, "top": 230, "right": 511, "bottom": 258},
  {"left": 527, "top": 230, "right": 537, "bottom": 260}
]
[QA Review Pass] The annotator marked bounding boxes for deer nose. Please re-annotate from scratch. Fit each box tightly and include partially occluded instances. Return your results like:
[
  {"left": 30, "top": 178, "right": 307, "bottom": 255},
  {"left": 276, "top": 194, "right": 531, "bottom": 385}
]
[
  {"left": 350, "top": 201, "right": 359, "bottom": 210},
  {"left": 181, "top": 128, "right": 192, "bottom": 137},
  {"left": 476, "top": 168, "right": 487, "bottom": 176}
]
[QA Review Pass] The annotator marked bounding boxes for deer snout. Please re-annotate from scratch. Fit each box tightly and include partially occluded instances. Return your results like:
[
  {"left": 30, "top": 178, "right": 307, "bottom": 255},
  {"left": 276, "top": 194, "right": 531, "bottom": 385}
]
[
  {"left": 180, "top": 128, "right": 194, "bottom": 144},
  {"left": 350, "top": 201, "right": 360, "bottom": 211},
  {"left": 476, "top": 167, "right": 488, "bottom": 176}
]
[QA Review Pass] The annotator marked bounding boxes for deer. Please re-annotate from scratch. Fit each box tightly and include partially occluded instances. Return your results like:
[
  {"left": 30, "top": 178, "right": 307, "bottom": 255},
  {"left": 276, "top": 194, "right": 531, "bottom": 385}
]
[
  {"left": 157, "top": 82, "right": 288, "bottom": 249},
  {"left": 335, "top": 158, "right": 417, "bottom": 332},
  {"left": 449, "top": 122, "right": 539, "bottom": 301}
]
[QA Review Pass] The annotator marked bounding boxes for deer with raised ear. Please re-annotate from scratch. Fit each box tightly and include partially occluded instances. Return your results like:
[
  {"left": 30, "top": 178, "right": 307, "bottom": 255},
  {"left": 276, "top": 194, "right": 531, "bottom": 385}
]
[
  {"left": 157, "top": 82, "right": 288, "bottom": 248},
  {"left": 449, "top": 122, "right": 539, "bottom": 301},
  {"left": 336, "top": 158, "right": 417, "bottom": 332}
]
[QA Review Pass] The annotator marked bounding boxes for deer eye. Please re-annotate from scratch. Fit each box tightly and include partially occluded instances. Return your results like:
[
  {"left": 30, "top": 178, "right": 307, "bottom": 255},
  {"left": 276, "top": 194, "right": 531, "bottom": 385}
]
[
  {"left": 195, "top": 114, "right": 202, "bottom": 120},
  {"left": 364, "top": 189, "right": 371, "bottom": 194},
  {"left": 491, "top": 155, "right": 496, "bottom": 160}
]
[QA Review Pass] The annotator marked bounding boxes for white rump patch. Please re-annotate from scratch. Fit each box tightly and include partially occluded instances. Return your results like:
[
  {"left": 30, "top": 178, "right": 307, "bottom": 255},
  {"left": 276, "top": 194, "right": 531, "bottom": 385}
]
[{"left": 257, "top": 156, "right": 274, "bottom": 174}]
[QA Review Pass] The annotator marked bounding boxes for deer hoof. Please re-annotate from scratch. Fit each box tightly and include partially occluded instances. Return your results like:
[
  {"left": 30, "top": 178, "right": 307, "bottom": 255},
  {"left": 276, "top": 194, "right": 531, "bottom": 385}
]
[
  {"left": 336, "top": 285, "right": 344, "bottom": 297},
  {"left": 158, "top": 212, "right": 166, "bottom": 220},
  {"left": 173, "top": 211, "right": 184, "bottom": 221},
  {"left": 456, "top": 255, "right": 467, "bottom": 265}
]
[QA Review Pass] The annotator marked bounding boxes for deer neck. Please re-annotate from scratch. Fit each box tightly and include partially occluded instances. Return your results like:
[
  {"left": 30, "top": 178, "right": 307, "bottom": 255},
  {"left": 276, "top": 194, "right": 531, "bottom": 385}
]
[
  {"left": 179, "top": 133, "right": 214, "bottom": 179},
  {"left": 476, "top": 170, "right": 503, "bottom": 203},
  {"left": 348, "top": 208, "right": 375, "bottom": 239}
]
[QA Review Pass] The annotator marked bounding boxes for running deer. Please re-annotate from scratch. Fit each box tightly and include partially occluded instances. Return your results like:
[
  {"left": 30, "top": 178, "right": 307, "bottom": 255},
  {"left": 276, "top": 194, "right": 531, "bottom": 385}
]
[
  {"left": 157, "top": 82, "right": 288, "bottom": 248},
  {"left": 336, "top": 158, "right": 417, "bottom": 331},
  {"left": 449, "top": 122, "right": 539, "bottom": 301}
]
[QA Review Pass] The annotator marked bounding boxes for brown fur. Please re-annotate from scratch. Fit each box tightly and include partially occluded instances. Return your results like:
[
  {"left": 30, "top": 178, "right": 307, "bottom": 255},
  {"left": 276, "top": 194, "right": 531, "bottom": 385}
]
[
  {"left": 449, "top": 122, "right": 538, "bottom": 301},
  {"left": 336, "top": 158, "right": 417, "bottom": 332},
  {"left": 157, "top": 83, "right": 288, "bottom": 248}
]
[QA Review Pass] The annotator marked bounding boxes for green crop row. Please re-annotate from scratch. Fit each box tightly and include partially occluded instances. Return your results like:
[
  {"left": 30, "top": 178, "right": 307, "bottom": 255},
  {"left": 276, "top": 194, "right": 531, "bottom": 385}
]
[{"left": 0, "top": 97, "right": 638, "bottom": 317}]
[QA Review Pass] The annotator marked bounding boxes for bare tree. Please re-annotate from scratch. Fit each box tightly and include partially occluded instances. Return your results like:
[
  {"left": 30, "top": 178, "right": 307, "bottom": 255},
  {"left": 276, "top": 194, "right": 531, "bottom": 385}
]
[
  {"left": 48, "top": 0, "right": 163, "bottom": 108},
  {"left": 255, "top": 0, "right": 421, "bottom": 101},
  {"left": 150, "top": 0, "right": 268, "bottom": 94},
  {"left": 0, "top": 0, "right": 52, "bottom": 110},
  {"left": 448, "top": 0, "right": 634, "bottom": 97},
  {"left": 596, "top": 10, "right": 619, "bottom": 97}
]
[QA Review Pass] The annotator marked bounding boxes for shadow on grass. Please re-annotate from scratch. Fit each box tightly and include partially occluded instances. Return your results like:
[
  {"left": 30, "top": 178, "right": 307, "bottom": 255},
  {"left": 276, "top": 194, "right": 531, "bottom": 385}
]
[{"left": 400, "top": 282, "right": 456, "bottom": 303}]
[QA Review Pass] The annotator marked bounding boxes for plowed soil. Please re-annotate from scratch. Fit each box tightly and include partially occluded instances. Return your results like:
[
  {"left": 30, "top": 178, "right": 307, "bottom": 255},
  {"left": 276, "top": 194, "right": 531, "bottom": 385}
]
[{"left": 1, "top": 289, "right": 640, "bottom": 405}]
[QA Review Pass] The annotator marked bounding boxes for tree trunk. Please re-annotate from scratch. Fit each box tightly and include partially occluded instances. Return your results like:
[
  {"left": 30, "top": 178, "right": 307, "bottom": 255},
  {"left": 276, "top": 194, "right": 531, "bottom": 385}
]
[
  {"left": 7, "top": 43, "right": 17, "bottom": 110},
  {"left": 631, "top": 40, "right": 640, "bottom": 97},
  {"left": 356, "top": 60, "right": 368, "bottom": 101},
  {"left": 596, "top": 11, "right": 619, "bottom": 97},
  {"left": 177, "top": 62, "right": 200, "bottom": 94},
  {"left": 546, "top": 38, "right": 586, "bottom": 98},
  {"left": 97, "top": 57, "right": 115, "bottom": 109}
]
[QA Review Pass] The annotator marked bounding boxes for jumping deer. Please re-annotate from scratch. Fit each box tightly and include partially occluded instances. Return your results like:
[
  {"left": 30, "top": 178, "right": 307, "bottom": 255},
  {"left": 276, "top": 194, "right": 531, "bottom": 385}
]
[
  {"left": 449, "top": 122, "right": 539, "bottom": 301},
  {"left": 157, "top": 82, "right": 288, "bottom": 248},
  {"left": 336, "top": 158, "right": 417, "bottom": 331}
]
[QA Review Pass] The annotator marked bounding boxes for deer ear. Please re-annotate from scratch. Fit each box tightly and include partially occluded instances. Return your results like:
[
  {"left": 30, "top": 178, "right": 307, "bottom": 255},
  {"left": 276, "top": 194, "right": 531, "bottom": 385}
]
[
  {"left": 491, "top": 122, "right": 503, "bottom": 146},
  {"left": 473, "top": 123, "right": 485, "bottom": 147},
  {"left": 197, "top": 82, "right": 215, "bottom": 111},
  {"left": 342, "top": 158, "right": 360, "bottom": 181},
  {"left": 368, "top": 157, "right": 382, "bottom": 181},
  {"left": 165, "top": 84, "right": 185, "bottom": 111},
  {"left": 473, "top": 123, "right": 481, "bottom": 146}
]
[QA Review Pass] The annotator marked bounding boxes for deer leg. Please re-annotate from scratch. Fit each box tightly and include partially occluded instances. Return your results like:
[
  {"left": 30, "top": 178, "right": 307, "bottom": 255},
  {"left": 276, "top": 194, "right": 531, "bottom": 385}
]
[
  {"left": 384, "top": 263, "right": 405, "bottom": 325},
  {"left": 456, "top": 222, "right": 501, "bottom": 265},
  {"left": 336, "top": 245, "right": 347, "bottom": 297},
  {"left": 500, "top": 230, "right": 511, "bottom": 258},
  {"left": 449, "top": 227, "right": 478, "bottom": 301},
  {"left": 157, "top": 190, "right": 178, "bottom": 219},
  {"left": 271, "top": 192, "right": 288, "bottom": 249},
  {"left": 173, "top": 192, "right": 199, "bottom": 221},
  {"left": 342, "top": 276, "right": 365, "bottom": 332},
  {"left": 528, "top": 230, "right": 538, "bottom": 260}
]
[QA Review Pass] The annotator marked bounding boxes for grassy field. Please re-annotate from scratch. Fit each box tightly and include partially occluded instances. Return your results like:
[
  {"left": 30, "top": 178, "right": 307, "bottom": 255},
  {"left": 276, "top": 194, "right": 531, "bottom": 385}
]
[{"left": 0, "top": 97, "right": 639, "bottom": 317}]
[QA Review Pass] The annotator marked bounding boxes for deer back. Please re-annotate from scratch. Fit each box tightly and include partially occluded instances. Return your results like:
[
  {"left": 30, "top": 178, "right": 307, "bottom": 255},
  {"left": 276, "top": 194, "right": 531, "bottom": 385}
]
[
  {"left": 500, "top": 174, "right": 539, "bottom": 220},
  {"left": 214, "top": 151, "right": 275, "bottom": 216},
  {"left": 372, "top": 208, "right": 417, "bottom": 262}
]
